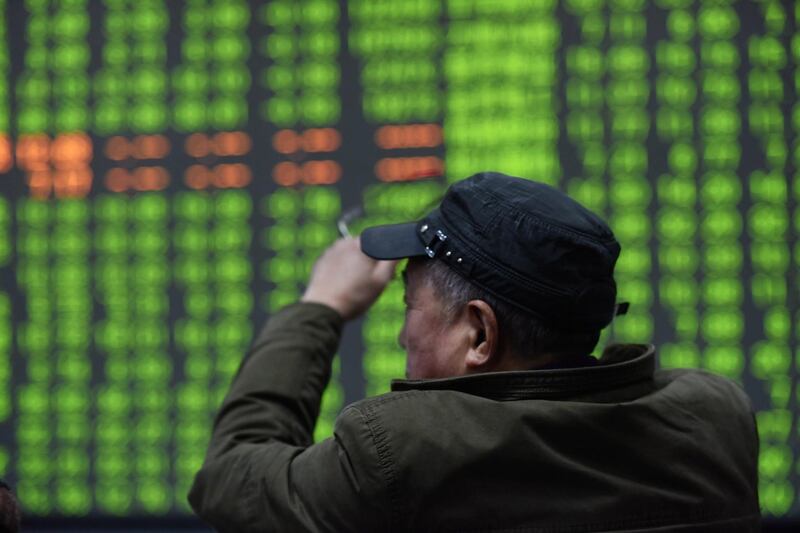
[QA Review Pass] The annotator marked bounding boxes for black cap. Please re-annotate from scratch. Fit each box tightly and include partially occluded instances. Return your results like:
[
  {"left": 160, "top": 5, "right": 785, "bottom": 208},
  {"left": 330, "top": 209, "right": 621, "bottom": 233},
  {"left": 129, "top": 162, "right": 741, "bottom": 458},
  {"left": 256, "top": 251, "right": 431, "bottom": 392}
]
[{"left": 361, "top": 171, "right": 628, "bottom": 331}]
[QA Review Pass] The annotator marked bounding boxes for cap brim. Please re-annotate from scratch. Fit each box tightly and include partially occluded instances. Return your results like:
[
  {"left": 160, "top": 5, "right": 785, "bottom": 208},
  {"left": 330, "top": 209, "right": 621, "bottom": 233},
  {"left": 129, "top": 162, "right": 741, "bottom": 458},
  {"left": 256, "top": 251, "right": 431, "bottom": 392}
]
[{"left": 361, "top": 222, "right": 427, "bottom": 260}]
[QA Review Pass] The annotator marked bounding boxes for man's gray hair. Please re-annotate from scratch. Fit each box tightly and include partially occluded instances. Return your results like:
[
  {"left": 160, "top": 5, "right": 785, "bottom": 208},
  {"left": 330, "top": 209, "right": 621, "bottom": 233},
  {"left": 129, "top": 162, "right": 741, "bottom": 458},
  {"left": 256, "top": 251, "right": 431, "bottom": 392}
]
[{"left": 414, "top": 258, "right": 601, "bottom": 360}]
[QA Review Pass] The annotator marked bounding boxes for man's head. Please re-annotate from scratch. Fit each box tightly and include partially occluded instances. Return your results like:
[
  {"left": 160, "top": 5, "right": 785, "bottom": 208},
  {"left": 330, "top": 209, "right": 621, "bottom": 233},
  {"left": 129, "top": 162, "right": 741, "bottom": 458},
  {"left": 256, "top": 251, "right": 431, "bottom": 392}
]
[
  {"left": 362, "top": 171, "right": 627, "bottom": 379},
  {"left": 398, "top": 257, "right": 604, "bottom": 378}
]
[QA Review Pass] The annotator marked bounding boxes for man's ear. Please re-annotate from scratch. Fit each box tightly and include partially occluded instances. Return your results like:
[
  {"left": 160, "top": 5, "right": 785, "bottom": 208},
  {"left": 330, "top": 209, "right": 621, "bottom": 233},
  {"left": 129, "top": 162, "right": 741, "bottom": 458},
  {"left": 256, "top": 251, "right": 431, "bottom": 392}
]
[{"left": 464, "top": 300, "right": 500, "bottom": 370}]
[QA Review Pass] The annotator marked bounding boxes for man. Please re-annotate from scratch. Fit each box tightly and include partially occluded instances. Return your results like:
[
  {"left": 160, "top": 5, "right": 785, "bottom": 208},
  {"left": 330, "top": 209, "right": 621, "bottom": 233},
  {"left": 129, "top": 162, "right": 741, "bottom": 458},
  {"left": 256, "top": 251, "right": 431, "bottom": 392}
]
[{"left": 189, "top": 172, "right": 760, "bottom": 532}]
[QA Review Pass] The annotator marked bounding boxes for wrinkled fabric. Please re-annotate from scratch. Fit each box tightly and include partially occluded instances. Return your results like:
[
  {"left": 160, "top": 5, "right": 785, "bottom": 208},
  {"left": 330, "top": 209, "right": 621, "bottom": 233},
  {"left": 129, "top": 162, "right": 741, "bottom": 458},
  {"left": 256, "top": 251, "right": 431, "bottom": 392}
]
[{"left": 189, "top": 303, "right": 760, "bottom": 533}]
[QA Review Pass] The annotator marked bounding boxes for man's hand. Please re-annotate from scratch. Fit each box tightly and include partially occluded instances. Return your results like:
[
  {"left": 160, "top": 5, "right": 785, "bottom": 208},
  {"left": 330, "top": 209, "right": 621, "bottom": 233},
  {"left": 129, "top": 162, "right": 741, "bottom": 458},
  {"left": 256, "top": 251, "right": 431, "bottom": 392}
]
[{"left": 301, "top": 237, "right": 398, "bottom": 321}]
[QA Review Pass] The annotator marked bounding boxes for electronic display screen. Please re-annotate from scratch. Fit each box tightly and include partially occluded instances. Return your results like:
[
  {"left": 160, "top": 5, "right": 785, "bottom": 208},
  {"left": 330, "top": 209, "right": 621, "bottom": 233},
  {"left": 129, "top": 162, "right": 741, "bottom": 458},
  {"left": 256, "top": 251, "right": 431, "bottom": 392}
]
[{"left": 0, "top": 0, "right": 797, "bottom": 524}]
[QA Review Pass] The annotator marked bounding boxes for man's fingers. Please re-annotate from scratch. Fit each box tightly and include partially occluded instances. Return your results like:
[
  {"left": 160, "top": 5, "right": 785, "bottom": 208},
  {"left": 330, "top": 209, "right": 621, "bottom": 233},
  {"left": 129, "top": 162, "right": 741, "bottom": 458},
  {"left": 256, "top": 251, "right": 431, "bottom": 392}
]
[
  {"left": 303, "top": 236, "right": 400, "bottom": 319},
  {"left": 373, "top": 259, "right": 399, "bottom": 284}
]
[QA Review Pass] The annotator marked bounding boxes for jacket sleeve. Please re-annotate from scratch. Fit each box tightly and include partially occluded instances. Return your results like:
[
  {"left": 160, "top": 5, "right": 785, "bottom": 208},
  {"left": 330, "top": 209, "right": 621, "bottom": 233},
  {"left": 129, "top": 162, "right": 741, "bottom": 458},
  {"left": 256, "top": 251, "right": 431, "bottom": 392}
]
[{"left": 188, "top": 302, "right": 389, "bottom": 532}]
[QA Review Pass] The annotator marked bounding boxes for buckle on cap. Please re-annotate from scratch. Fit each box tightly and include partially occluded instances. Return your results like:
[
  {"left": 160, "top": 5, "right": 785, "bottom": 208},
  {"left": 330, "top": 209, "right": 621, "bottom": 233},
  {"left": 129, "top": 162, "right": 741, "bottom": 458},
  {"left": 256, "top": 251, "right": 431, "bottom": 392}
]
[{"left": 424, "top": 229, "right": 447, "bottom": 258}]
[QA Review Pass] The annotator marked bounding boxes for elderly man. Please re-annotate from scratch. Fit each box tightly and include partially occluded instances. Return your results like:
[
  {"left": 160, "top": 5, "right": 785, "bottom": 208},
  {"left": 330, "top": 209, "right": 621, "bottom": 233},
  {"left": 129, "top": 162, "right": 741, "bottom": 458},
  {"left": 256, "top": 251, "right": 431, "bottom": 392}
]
[{"left": 189, "top": 172, "right": 759, "bottom": 532}]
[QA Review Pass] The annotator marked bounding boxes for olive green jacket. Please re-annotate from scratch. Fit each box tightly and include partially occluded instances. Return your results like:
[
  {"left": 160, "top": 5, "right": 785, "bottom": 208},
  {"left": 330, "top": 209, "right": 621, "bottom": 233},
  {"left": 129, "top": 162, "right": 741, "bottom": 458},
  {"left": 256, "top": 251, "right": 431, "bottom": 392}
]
[{"left": 188, "top": 303, "right": 760, "bottom": 532}]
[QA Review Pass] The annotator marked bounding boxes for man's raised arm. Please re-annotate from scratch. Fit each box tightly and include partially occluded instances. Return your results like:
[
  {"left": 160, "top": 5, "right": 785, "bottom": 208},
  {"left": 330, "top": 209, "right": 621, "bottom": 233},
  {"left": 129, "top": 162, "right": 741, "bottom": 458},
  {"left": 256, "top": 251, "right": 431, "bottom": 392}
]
[{"left": 188, "top": 238, "right": 397, "bottom": 532}]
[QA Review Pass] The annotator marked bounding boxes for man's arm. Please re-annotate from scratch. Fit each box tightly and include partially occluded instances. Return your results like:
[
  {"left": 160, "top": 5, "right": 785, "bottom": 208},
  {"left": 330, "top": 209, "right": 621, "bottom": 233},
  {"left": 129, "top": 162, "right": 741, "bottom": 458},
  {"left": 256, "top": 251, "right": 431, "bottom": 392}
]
[
  {"left": 188, "top": 238, "right": 397, "bottom": 532},
  {"left": 202, "top": 302, "right": 343, "bottom": 459}
]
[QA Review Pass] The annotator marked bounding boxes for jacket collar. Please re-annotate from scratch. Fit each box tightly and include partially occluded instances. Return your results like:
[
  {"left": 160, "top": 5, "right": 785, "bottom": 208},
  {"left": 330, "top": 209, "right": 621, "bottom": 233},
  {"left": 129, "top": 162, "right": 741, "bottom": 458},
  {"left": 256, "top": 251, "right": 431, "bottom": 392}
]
[{"left": 390, "top": 344, "right": 656, "bottom": 401}]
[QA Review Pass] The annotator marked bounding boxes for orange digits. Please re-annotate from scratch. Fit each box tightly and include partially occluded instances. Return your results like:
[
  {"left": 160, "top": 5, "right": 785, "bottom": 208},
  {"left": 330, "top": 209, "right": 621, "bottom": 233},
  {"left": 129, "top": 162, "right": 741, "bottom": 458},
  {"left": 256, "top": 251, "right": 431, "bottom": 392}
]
[
  {"left": 185, "top": 164, "right": 211, "bottom": 190},
  {"left": 303, "top": 128, "right": 341, "bottom": 152},
  {"left": 302, "top": 160, "right": 340, "bottom": 185},
  {"left": 273, "top": 161, "right": 302, "bottom": 186},
  {"left": 185, "top": 131, "right": 252, "bottom": 190},
  {"left": 51, "top": 133, "right": 92, "bottom": 169},
  {"left": 375, "top": 156, "right": 443, "bottom": 182},
  {"left": 55, "top": 168, "right": 93, "bottom": 197},
  {"left": 134, "top": 135, "right": 170, "bottom": 159},
  {"left": 185, "top": 133, "right": 211, "bottom": 158},
  {"left": 18, "top": 134, "right": 93, "bottom": 198},
  {"left": 213, "top": 163, "right": 251, "bottom": 188},
  {"left": 27, "top": 170, "right": 52, "bottom": 199},
  {"left": 16, "top": 134, "right": 50, "bottom": 172},
  {"left": 272, "top": 128, "right": 342, "bottom": 187},
  {"left": 214, "top": 131, "right": 251, "bottom": 156},
  {"left": 375, "top": 124, "right": 442, "bottom": 149},
  {"left": 273, "top": 128, "right": 340, "bottom": 155},
  {"left": 105, "top": 136, "right": 129, "bottom": 161},
  {"left": 134, "top": 166, "right": 169, "bottom": 191},
  {"left": 273, "top": 129, "right": 301, "bottom": 154},
  {"left": 0, "top": 136, "right": 11, "bottom": 173},
  {"left": 105, "top": 168, "right": 130, "bottom": 193}
]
